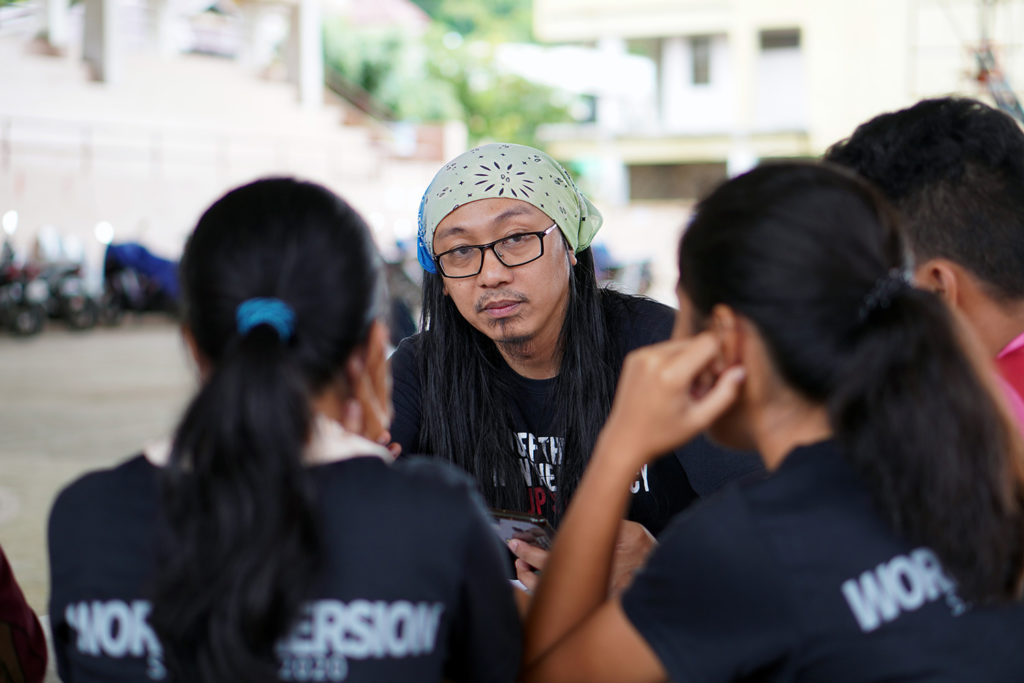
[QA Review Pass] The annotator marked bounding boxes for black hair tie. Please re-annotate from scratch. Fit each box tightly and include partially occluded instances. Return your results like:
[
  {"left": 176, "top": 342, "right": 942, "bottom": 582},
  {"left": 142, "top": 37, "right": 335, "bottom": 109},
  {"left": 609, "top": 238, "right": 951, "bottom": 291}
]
[{"left": 858, "top": 269, "right": 911, "bottom": 323}]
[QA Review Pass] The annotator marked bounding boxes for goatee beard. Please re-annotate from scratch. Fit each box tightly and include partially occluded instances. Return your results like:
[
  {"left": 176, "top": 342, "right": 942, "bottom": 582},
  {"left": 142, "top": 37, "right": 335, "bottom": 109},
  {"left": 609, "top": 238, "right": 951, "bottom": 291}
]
[{"left": 495, "top": 323, "right": 534, "bottom": 360}]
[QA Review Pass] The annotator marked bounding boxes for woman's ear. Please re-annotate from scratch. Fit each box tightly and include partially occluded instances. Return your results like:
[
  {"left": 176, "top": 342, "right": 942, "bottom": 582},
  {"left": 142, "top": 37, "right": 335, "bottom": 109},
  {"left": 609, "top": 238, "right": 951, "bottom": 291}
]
[
  {"left": 364, "top": 320, "right": 393, "bottom": 421},
  {"left": 181, "top": 325, "right": 211, "bottom": 380},
  {"left": 341, "top": 320, "right": 393, "bottom": 436},
  {"left": 709, "top": 304, "right": 743, "bottom": 370}
]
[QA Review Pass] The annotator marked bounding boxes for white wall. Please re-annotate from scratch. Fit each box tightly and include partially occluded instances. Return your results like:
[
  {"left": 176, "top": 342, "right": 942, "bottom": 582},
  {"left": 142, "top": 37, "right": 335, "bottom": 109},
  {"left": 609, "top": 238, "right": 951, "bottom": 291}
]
[
  {"left": 755, "top": 44, "right": 808, "bottom": 132},
  {"left": 661, "top": 34, "right": 734, "bottom": 134}
]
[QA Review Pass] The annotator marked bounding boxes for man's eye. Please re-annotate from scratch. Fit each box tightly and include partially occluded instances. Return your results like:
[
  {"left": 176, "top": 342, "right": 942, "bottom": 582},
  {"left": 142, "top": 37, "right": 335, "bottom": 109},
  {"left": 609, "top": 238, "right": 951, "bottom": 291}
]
[
  {"left": 452, "top": 246, "right": 476, "bottom": 257},
  {"left": 503, "top": 234, "right": 528, "bottom": 244}
]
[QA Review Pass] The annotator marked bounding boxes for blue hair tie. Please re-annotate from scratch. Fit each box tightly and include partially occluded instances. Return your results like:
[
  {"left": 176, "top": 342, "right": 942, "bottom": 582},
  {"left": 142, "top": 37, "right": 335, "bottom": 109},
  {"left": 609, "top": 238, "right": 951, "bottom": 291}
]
[{"left": 236, "top": 298, "right": 295, "bottom": 341}]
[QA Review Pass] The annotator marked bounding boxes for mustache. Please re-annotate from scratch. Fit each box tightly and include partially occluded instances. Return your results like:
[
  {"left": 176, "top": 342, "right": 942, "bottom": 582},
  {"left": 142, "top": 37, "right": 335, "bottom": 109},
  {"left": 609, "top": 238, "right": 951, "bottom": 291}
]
[{"left": 475, "top": 291, "right": 528, "bottom": 313}]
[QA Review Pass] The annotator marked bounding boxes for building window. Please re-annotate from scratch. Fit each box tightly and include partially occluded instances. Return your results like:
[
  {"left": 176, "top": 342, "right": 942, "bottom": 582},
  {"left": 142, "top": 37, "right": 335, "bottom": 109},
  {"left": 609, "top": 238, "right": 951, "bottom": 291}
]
[
  {"left": 629, "top": 162, "right": 727, "bottom": 201},
  {"left": 760, "top": 28, "right": 800, "bottom": 50},
  {"left": 691, "top": 35, "right": 711, "bottom": 85}
]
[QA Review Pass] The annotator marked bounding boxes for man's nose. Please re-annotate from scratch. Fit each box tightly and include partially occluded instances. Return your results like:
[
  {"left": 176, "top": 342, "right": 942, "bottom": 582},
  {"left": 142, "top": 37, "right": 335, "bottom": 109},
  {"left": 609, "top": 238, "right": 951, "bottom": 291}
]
[{"left": 477, "top": 246, "right": 512, "bottom": 286}]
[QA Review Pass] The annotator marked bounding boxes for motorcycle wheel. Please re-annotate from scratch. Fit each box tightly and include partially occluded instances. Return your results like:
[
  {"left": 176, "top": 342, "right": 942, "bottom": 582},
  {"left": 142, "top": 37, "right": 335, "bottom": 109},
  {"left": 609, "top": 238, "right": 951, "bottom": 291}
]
[
  {"left": 65, "top": 296, "right": 98, "bottom": 330},
  {"left": 10, "top": 304, "right": 45, "bottom": 336},
  {"left": 98, "top": 290, "right": 124, "bottom": 326}
]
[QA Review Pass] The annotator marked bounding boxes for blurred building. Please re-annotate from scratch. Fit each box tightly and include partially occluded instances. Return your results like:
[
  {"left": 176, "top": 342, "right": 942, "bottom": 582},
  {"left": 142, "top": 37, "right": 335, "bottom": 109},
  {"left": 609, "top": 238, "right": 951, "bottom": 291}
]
[
  {"left": 0, "top": 0, "right": 455, "bottom": 281},
  {"left": 533, "top": 0, "right": 1024, "bottom": 205}
]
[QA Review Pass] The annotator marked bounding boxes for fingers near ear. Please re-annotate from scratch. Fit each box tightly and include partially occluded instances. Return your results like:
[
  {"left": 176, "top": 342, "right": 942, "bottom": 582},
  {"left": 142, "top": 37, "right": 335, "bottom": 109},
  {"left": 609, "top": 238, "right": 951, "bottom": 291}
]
[
  {"left": 341, "top": 400, "right": 364, "bottom": 434},
  {"left": 659, "top": 332, "right": 721, "bottom": 386},
  {"left": 688, "top": 365, "right": 746, "bottom": 427}
]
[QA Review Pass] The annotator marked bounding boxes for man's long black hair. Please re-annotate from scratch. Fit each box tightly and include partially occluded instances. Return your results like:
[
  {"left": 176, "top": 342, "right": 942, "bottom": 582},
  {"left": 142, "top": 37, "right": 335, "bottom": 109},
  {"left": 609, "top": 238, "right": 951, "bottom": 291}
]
[{"left": 416, "top": 247, "right": 636, "bottom": 522}]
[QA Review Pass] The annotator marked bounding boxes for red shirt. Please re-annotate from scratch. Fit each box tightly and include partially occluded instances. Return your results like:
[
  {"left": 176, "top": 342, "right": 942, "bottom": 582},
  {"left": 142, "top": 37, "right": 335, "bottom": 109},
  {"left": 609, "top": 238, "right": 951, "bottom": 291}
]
[
  {"left": 997, "top": 331, "right": 1024, "bottom": 432},
  {"left": 0, "top": 546, "right": 47, "bottom": 683}
]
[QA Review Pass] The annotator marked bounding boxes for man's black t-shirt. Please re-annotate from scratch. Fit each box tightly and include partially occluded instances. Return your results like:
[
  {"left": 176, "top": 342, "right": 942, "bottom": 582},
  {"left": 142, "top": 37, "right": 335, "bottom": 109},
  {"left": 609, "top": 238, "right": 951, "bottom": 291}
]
[
  {"left": 48, "top": 454, "right": 521, "bottom": 683},
  {"left": 391, "top": 294, "right": 762, "bottom": 535},
  {"left": 622, "top": 439, "right": 1024, "bottom": 682}
]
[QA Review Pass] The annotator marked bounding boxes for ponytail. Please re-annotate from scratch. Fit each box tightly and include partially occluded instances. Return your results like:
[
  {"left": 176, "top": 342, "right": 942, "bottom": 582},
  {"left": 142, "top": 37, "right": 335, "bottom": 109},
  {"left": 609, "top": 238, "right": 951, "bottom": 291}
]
[
  {"left": 151, "top": 324, "right": 319, "bottom": 681},
  {"left": 830, "top": 285, "right": 1024, "bottom": 602},
  {"left": 149, "top": 178, "right": 383, "bottom": 681}
]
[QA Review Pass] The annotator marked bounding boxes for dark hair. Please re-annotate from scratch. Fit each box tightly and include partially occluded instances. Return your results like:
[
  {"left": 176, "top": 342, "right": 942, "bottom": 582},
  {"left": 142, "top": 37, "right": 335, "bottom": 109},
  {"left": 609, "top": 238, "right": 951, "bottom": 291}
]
[
  {"left": 825, "top": 97, "right": 1024, "bottom": 300},
  {"left": 416, "top": 246, "right": 629, "bottom": 521},
  {"left": 679, "top": 162, "right": 1024, "bottom": 602},
  {"left": 150, "top": 178, "right": 382, "bottom": 681}
]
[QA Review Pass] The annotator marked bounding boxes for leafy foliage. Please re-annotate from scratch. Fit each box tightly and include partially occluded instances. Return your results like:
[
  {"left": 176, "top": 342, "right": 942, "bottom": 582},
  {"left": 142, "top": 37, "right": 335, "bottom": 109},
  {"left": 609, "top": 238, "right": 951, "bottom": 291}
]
[
  {"left": 409, "top": 0, "right": 534, "bottom": 42},
  {"left": 322, "top": 2, "right": 572, "bottom": 147}
]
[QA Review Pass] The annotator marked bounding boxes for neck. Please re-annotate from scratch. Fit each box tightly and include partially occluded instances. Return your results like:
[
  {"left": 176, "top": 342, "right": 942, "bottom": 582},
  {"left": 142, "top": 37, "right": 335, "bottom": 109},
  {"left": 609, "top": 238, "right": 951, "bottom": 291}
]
[
  {"left": 495, "top": 334, "right": 562, "bottom": 379},
  {"left": 750, "top": 392, "right": 833, "bottom": 471},
  {"left": 963, "top": 294, "right": 1024, "bottom": 357}
]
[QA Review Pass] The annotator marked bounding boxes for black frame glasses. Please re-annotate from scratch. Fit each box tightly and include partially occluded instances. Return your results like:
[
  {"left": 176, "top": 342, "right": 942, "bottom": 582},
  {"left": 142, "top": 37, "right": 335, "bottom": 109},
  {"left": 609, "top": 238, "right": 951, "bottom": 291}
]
[{"left": 434, "top": 223, "right": 559, "bottom": 279}]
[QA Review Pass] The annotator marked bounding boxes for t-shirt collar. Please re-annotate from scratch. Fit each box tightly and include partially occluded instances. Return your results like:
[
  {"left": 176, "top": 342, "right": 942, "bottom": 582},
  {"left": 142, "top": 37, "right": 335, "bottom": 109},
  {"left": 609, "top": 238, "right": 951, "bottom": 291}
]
[{"left": 143, "top": 413, "right": 394, "bottom": 467}]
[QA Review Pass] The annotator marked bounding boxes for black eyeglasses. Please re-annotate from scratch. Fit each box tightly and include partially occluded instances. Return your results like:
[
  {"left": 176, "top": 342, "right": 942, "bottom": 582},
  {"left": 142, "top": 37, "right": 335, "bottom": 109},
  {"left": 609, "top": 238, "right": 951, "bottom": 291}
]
[{"left": 435, "top": 224, "right": 558, "bottom": 279}]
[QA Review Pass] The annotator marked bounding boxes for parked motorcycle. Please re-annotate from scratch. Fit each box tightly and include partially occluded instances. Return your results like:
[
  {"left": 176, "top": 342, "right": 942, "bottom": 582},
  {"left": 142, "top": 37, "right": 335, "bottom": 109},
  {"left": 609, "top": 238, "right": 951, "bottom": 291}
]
[
  {"left": 0, "top": 259, "right": 49, "bottom": 337},
  {"left": 102, "top": 242, "right": 180, "bottom": 322},
  {"left": 38, "top": 260, "right": 98, "bottom": 330}
]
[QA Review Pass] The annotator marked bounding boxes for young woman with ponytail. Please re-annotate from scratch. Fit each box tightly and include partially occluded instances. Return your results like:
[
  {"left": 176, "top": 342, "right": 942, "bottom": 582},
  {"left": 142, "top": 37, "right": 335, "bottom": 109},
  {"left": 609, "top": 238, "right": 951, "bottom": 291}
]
[
  {"left": 47, "top": 178, "right": 520, "bottom": 683},
  {"left": 519, "top": 162, "right": 1024, "bottom": 682}
]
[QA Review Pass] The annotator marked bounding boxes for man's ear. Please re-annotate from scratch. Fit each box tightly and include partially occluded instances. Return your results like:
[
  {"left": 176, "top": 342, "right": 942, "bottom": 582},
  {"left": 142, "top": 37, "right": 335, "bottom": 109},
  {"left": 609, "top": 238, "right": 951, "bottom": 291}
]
[{"left": 914, "top": 258, "right": 960, "bottom": 308}]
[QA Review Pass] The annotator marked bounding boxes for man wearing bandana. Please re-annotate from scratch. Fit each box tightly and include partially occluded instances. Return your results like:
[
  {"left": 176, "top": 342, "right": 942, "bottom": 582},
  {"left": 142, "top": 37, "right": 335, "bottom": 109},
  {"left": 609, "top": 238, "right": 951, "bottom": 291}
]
[{"left": 390, "top": 143, "right": 760, "bottom": 590}]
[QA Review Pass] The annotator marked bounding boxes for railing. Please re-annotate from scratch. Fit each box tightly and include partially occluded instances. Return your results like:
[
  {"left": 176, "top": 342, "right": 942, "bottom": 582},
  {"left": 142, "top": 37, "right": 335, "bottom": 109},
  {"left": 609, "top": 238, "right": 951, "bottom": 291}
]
[{"left": 0, "top": 113, "right": 381, "bottom": 180}]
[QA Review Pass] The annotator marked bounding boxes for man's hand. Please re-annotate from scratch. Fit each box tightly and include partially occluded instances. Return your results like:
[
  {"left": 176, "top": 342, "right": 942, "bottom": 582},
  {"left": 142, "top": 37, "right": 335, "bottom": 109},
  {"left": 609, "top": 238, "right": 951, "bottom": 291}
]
[
  {"left": 509, "top": 520, "right": 657, "bottom": 595},
  {"left": 509, "top": 538, "right": 548, "bottom": 593}
]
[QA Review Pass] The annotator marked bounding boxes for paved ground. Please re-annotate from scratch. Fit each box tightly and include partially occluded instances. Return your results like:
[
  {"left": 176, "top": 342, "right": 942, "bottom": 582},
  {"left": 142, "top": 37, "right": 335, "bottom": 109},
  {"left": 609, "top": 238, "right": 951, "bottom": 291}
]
[{"left": 0, "top": 317, "right": 193, "bottom": 618}]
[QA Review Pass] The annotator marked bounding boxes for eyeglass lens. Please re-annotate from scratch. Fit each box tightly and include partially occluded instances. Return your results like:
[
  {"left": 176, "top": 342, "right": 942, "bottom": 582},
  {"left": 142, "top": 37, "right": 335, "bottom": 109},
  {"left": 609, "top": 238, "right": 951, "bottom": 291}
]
[{"left": 440, "top": 233, "right": 543, "bottom": 277}]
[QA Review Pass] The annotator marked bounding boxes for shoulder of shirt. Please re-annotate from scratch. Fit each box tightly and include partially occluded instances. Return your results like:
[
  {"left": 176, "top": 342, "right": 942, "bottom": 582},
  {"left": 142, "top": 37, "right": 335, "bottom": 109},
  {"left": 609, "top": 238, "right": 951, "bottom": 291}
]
[
  {"left": 391, "top": 332, "right": 424, "bottom": 363},
  {"left": 391, "top": 455, "right": 480, "bottom": 494},
  {"left": 599, "top": 290, "right": 677, "bottom": 345},
  {"left": 671, "top": 440, "right": 849, "bottom": 532},
  {"left": 661, "top": 474, "right": 770, "bottom": 546},
  {"left": 50, "top": 454, "right": 152, "bottom": 519},
  {"left": 312, "top": 453, "right": 478, "bottom": 500}
]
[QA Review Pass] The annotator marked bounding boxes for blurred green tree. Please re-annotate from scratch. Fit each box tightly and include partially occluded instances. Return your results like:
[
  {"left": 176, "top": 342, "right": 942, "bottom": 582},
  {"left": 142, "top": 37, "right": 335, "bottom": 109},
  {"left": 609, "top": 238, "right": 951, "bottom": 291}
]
[
  {"left": 322, "top": 3, "right": 571, "bottom": 148},
  {"left": 410, "top": 0, "right": 533, "bottom": 41}
]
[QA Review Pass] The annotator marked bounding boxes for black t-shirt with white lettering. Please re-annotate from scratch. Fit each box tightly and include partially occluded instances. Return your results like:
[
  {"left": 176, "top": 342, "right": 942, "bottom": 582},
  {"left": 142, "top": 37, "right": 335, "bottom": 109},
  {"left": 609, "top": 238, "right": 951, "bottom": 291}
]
[
  {"left": 48, "top": 454, "right": 520, "bottom": 683},
  {"left": 391, "top": 294, "right": 762, "bottom": 535},
  {"left": 622, "top": 439, "right": 1024, "bottom": 682}
]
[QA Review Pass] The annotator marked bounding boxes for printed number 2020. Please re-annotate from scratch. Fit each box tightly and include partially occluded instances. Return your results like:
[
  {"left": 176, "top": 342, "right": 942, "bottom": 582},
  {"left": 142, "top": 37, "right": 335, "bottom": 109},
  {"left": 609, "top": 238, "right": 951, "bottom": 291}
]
[{"left": 278, "top": 655, "right": 349, "bottom": 682}]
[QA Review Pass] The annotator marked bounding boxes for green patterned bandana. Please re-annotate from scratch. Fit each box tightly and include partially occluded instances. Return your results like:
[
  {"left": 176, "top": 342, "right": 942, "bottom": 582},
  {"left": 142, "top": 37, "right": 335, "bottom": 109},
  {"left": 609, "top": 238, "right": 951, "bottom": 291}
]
[{"left": 416, "top": 143, "right": 603, "bottom": 273}]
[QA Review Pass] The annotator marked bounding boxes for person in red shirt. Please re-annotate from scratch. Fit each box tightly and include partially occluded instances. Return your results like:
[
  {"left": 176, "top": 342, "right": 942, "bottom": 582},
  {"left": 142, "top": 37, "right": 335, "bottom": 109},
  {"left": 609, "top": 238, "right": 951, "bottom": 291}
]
[
  {"left": 826, "top": 97, "right": 1024, "bottom": 427},
  {"left": 0, "top": 545, "right": 46, "bottom": 683}
]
